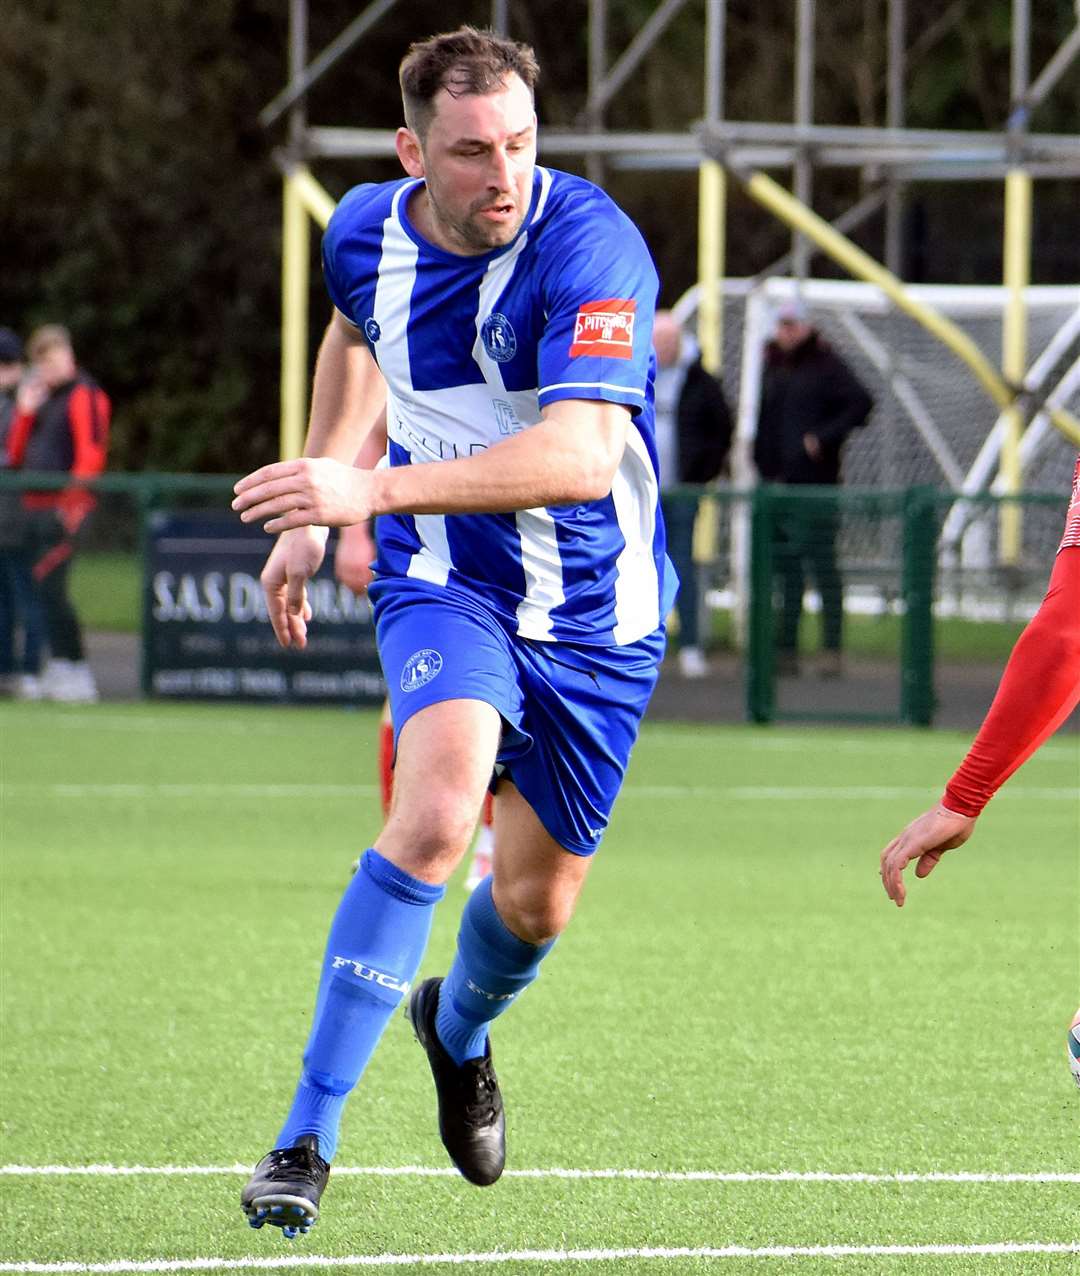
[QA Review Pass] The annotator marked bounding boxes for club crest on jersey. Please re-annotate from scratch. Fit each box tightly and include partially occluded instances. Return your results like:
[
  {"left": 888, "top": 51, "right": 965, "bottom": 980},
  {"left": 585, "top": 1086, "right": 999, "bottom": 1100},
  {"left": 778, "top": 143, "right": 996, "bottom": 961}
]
[
  {"left": 481, "top": 312, "right": 517, "bottom": 362},
  {"left": 570, "top": 299, "right": 636, "bottom": 359},
  {"left": 364, "top": 317, "right": 381, "bottom": 343},
  {"left": 401, "top": 648, "right": 443, "bottom": 692}
]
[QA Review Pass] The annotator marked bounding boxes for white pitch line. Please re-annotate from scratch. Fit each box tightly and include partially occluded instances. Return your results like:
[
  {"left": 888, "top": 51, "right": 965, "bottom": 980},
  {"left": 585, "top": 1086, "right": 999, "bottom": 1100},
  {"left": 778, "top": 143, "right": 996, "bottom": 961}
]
[
  {"left": 641, "top": 731, "right": 1079, "bottom": 761},
  {"left": 3, "top": 783, "right": 1077, "bottom": 801},
  {"left": 2, "top": 1165, "right": 1078, "bottom": 1183},
  {"left": 1, "top": 1242, "right": 1079, "bottom": 1272}
]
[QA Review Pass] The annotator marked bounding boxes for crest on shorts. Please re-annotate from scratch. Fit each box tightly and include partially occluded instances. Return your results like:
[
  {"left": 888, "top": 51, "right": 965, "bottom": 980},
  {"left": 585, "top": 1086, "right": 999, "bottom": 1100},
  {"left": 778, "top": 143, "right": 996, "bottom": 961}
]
[
  {"left": 481, "top": 312, "right": 517, "bottom": 363},
  {"left": 401, "top": 648, "right": 443, "bottom": 692},
  {"left": 364, "top": 317, "right": 381, "bottom": 343}
]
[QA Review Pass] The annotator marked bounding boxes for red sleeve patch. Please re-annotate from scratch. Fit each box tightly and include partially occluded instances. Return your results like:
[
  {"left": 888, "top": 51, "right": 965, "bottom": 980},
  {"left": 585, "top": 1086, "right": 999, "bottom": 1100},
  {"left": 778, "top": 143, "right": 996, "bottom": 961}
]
[{"left": 569, "top": 299, "right": 636, "bottom": 360}]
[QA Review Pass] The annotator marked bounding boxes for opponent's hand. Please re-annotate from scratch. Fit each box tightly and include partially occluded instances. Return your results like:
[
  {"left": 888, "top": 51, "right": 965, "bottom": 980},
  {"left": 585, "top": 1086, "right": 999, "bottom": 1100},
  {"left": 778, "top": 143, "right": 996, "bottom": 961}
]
[
  {"left": 259, "top": 525, "right": 329, "bottom": 649},
  {"left": 232, "top": 458, "right": 375, "bottom": 533},
  {"left": 879, "top": 805, "right": 977, "bottom": 907},
  {"left": 334, "top": 521, "right": 377, "bottom": 596}
]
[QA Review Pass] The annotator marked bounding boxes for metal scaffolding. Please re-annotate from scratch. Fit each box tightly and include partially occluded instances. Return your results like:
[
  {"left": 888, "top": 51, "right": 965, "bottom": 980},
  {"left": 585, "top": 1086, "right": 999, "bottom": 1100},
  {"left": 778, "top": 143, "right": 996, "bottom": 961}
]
[{"left": 265, "top": 0, "right": 1080, "bottom": 559}]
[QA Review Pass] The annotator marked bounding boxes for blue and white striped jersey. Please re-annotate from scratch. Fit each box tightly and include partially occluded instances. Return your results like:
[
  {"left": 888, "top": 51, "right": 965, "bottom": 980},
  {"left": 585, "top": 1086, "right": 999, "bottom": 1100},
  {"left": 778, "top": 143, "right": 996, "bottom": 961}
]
[{"left": 322, "top": 165, "right": 667, "bottom": 646}]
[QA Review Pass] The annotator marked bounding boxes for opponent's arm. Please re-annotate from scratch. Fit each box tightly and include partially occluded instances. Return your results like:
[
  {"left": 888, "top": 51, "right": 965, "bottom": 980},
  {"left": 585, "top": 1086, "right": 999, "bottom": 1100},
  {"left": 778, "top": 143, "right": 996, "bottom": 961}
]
[
  {"left": 880, "top": 546, "right": 1080, "bottom": 906},
  {"left": 232, "top": 398, "right": 630, "bottom": 533}
]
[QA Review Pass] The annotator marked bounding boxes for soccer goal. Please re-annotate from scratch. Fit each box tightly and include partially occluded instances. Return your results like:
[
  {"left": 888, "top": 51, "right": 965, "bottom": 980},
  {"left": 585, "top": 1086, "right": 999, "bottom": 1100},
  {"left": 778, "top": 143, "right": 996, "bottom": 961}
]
[{"left": 674, "top": 276, "right": 1080, "bottom": 638}]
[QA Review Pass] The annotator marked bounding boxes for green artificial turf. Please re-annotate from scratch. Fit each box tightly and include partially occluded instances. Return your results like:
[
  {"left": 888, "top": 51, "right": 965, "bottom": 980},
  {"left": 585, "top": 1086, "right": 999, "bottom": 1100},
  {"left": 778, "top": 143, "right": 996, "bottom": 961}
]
[{"left": 1, "top": 703, "right": 1077, "bottom": 1273}]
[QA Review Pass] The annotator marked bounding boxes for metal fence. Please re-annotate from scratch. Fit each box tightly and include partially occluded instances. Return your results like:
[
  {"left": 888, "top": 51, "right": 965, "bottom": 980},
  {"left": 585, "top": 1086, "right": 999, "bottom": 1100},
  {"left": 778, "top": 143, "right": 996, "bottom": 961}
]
[{"left": 0, "top": 470, "right": 1069, "bottom": 723}]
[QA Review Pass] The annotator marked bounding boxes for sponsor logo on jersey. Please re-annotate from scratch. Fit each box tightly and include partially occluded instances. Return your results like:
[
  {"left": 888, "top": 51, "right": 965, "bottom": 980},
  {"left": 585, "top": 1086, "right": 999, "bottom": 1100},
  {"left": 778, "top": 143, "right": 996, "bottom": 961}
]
[
  {"left": 364, "top": 317, "right": 381, "bottom": 343},
  {"left": 493, "top": 398, "right": 524, "bottom": 435},
  {"left": 569, "top": 298, "right": 636, "bottom": 359},
  {"left": 332, "top": 956, "right": 409, "bottom": 995},
  {"left": 482, "top": 312, "right": 517, "bottom": 362},
  {"left": 401, "top": 647, "right": 443, "bottom": 692}
]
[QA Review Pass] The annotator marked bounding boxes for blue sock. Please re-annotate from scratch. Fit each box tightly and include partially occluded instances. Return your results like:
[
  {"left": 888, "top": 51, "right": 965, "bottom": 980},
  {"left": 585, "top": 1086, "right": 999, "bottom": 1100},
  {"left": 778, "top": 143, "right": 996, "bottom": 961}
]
[
  {"left": 435, "top": 876, "right": 555, "bottom": 1066},
  {"left": 276, "top": 849, "right": 444, "bottom": 1161}
]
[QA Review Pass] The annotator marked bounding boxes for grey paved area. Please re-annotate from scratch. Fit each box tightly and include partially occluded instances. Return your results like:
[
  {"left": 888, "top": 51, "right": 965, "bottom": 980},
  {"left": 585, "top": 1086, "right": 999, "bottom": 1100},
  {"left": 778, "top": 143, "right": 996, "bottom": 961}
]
[{"left": 85, "top": 630, "right": 1078, "bottom": 734}]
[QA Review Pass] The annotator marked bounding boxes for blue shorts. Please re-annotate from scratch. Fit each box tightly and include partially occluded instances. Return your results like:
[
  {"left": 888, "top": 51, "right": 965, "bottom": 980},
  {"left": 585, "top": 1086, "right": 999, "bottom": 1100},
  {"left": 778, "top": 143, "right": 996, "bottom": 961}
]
[{"left": 369, "top": 576, "right": 664, "bottom": 856}]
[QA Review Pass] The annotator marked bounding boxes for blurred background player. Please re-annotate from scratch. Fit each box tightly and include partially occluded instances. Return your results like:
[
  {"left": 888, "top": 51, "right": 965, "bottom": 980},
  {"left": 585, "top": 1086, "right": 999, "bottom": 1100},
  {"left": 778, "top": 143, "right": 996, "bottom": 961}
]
[
  {"left": 754, "top": 298, "right": 873, "bottom": 677},
  {"left": 334, "top": 423, "right": 494, "bottom": 891},
  {"left": 0, "top": 327, "right": 46, "bottom": 699},
  {"left": 879, "top": 453, "right": 1080, "bottom": 1089},
  {"left": 651, "top": 310, "right": 732, "bottom": 679},
  {"left": 5, "top": 324, "right": 110, "bottom": 702}
]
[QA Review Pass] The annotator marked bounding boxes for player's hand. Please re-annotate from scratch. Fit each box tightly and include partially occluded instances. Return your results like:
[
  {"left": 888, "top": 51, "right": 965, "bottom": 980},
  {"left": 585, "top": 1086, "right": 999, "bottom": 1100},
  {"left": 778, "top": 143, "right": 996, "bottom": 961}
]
[
  {"left": 259, "top": 525, "right": 329, "bottom": 649},
  {"left": 334, "top": 521, "right": 377, "bottom": 596},
  {"left": 232, "top": 458, "right": 375, "bottom": 533},
  {"left": 878, "top": 805, "right": 977, "bottom": 907},
  {"left": 803, "top": 432, "right": 822, "bottom": 462}
]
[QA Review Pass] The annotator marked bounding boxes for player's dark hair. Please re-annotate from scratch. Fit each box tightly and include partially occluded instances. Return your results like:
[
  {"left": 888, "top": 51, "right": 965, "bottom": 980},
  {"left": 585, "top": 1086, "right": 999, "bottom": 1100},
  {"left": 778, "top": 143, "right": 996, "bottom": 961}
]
[{"left": 399, "top": 26, "right": 539, "bottom": 140}]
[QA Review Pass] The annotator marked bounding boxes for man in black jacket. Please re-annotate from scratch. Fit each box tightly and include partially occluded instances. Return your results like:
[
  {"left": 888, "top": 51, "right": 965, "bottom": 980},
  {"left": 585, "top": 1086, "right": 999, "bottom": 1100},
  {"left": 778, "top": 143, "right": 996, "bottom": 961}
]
[
  {"left": 753, "top": 299, "right": 873, "bottom": 676},
  {"left": 653, "top": 311, "right": 733, "bottom": 678}
]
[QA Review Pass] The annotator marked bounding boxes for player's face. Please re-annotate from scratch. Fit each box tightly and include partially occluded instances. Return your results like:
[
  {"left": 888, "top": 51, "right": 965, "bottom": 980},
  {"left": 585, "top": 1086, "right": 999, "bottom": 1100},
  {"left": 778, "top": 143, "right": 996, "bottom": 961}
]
[{"left": 400, "top": 74, "right": 537, "bottom": 255}]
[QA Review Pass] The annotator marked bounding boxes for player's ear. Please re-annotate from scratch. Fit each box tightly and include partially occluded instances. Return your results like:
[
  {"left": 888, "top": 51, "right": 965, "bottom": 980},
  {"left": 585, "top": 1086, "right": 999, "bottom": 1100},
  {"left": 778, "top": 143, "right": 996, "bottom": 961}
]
[{"left": 396, "top": 127, "right": 425, "bottom": 178}]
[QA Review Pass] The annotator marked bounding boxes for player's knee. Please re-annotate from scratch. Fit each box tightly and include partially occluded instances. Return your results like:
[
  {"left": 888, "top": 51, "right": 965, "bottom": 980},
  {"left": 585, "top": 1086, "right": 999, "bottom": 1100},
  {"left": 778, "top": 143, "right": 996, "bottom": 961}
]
[
  {"left": 496, "top": 885, "right": 575, "bottom": 946},
  {"left": 380, "top": 790, "right": 476, "bottom": 872}
]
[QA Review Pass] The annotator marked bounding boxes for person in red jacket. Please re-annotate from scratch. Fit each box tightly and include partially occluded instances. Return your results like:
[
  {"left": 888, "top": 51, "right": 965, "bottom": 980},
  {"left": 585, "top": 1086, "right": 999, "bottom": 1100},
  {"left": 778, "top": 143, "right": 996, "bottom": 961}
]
[
  {"left": 880, "top": 455, "right": 1080, "bottom": 1088},
  {"left": 6, "top": 324, "right": 110, "bottom": 702}
]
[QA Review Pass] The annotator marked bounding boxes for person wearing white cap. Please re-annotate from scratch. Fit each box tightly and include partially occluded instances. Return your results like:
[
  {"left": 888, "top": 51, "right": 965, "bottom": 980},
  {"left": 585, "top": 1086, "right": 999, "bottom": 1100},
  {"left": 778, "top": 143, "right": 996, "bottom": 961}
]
[{"left": 753, "top": 299, "right": 873, "bottom": 677}]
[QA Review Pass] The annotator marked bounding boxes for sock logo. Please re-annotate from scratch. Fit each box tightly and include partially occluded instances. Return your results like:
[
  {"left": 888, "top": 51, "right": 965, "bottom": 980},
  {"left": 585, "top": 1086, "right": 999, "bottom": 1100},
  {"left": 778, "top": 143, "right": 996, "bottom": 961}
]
[
  {"left": 332, "top": 956, "right": 410, "bottom": 996},
  {"left": 466, "top": 977, "right": 516, "bottom": 1003}
]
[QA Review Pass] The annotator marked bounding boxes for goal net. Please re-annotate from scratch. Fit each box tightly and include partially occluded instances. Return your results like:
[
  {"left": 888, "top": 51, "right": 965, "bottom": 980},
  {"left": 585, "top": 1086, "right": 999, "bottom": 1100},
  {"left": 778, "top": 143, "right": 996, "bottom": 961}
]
[{"left": 675, "top": 276, "right": 1080, "bottom": 629}]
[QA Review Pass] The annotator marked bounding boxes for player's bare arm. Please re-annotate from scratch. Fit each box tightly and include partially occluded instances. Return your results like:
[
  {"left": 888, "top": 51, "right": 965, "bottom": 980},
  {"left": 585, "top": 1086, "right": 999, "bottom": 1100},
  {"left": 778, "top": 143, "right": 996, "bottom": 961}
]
[
  {"left": 252, "top": 311, "right": 387, "bottom": 648},
  {"left": 303, "top": 309, "right": 388, "bottom": 462},
  {"left": 335, "top": 415, "right": 389, "bottom": 597},
  {"left": 232, "top": 398, "right": 631, "bottom": 533}
]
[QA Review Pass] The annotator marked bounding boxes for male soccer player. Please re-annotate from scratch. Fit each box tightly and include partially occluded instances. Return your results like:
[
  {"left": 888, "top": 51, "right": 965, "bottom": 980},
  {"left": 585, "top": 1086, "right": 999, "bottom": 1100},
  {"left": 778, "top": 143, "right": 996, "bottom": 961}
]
[
  {"left": 879, "top": 453, "right": 1080, "bottom": 1087},
  {"left": 232, "top": 27, "right": 669, "bottom": 1239}
]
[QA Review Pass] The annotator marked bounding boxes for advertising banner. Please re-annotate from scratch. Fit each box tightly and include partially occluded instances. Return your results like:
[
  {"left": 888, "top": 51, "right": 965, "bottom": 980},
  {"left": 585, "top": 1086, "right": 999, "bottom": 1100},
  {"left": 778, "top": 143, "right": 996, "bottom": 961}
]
[{"left": 144, "top": 511, "right": 384, "bottom": 703}]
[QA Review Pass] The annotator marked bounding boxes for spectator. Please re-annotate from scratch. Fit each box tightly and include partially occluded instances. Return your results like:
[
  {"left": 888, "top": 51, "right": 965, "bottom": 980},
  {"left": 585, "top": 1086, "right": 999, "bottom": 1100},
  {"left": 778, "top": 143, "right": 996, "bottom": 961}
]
[
  {"left": 652, "top": 311, "right": 733, "bottom": 678},
  {"left": 753, "top": 298, "right": 872, "bottom": 677},
  {"left": 0, "top": 328, "right": 45, "bottom": 699},
  {"left": 6, "top": 324, "right": 110, "bottom": 702}
]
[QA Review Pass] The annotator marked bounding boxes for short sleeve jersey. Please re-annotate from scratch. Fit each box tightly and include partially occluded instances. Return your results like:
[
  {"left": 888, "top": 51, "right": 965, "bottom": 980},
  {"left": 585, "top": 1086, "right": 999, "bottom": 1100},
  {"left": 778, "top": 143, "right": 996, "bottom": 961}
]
[
  {"left": 322, "top": 167, "right": 664, "bottom": 646},
  {"left": 1061, "top": 455, "right": 1080, "bottom": 552}
]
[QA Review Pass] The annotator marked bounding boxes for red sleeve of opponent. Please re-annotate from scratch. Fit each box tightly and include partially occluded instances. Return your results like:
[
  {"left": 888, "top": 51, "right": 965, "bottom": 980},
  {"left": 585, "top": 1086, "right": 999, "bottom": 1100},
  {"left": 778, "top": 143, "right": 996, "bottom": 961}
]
[{"left": 943, "top": 546, "right": 1080, "bottom": 816}]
